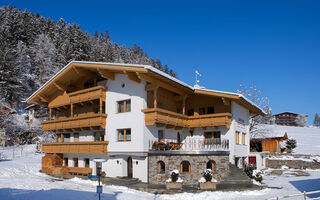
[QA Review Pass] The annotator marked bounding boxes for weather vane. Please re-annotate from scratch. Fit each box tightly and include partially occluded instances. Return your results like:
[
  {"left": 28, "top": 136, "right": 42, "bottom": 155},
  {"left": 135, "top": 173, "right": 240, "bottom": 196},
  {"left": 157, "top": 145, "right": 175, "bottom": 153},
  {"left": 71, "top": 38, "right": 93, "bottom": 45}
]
[{"left": 195, "top": 70, "right": 201, "bottom": 86}]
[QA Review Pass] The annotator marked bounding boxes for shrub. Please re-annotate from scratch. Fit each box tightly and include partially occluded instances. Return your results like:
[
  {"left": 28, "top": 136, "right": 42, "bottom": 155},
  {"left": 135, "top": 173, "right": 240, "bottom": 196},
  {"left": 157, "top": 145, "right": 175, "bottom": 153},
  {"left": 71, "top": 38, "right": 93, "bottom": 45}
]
[
  {"left": 286, "top": 139, "right": 297, "bottom": 151},
  {"left": 170, "top": 169, "right": 179, "bottom": 182},
  {"left": 203, "top": 169, "right": 213, "bottom": 182}
]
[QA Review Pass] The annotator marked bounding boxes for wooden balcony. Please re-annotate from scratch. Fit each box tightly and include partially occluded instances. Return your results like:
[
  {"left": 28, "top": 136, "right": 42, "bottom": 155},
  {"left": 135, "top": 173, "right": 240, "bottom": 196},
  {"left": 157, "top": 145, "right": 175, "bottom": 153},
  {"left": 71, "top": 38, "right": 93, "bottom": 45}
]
[
  {"left": 142, "top": 108, "right": 187, "bottom": 129},
  {"left": 69, "top": 86, "right": 106, "bottom": 104},
  {"left": 42, "top": 141, "right": 109, "bottom": 154},
  {"left": 49, "top": 86, "right": 107, "bottom": 108},
  {"left": 188, "top": 113, "right": 232, "bottom": 128},
  {"left": 41, "top": 113, "right": 107, "bottom": 131},
  {"left": 142, "top": 108, "right": 232, "bottom": 129}
]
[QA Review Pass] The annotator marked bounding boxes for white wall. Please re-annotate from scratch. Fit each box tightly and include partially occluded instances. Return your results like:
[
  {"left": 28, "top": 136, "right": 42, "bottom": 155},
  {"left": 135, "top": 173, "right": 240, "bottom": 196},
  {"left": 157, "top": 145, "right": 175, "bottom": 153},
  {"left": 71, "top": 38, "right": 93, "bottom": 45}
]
[{"left": 105, "top": 74, "right": 148, "bottom": 152}]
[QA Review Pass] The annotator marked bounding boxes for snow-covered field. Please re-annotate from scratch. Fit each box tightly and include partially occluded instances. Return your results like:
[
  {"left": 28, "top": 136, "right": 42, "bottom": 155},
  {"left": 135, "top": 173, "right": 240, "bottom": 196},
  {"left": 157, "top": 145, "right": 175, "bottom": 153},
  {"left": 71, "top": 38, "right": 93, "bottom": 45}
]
[
  {"left": 1, "top": 145, "right": 320, "bottom": 200},
  {"left": 265, "top": 125, "right": 320, "bottom": 155}
]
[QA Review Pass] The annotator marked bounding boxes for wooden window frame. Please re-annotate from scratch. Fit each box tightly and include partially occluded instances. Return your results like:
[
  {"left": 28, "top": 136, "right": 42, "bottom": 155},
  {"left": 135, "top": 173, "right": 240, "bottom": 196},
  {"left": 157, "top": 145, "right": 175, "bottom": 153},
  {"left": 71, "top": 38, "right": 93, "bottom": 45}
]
[
  {"left": 206, "top": 160, "right": 215, "bottom": 172},
  {"left": 117, "top": 99, "right": 131, "bottom": 113},
  {"left": 204, "top": 131, "right": 221, "bottom": 144},
  {"left": 94, "top": 132, "right": 104, "bottom": 142},
  {"left": 235, "top": 131, "right": 240, "bottom": 144},
  {"left": 180, "top": 161, "right": 191, "bottom": 174},
  {"left": 157, "top": 161, "right": 165, "bottom": 174},
  {"left": 117, "top": 128, "right": 131, "bottom": 142},
  {"left": 242, "top": 132, "right": 246, "bottom": 145}
]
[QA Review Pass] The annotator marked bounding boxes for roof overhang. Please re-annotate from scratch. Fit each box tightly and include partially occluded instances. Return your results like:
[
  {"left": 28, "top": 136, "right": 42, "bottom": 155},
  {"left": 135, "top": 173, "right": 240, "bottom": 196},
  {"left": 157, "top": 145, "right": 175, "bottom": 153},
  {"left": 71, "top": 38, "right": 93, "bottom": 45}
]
[{"left": 26, "top": 61, "right": 265, "bottom": 116}]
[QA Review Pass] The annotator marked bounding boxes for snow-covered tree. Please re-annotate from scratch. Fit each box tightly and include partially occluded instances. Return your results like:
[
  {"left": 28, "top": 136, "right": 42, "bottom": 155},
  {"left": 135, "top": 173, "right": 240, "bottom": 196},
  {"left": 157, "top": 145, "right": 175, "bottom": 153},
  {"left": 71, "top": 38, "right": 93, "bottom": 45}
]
[
  {"left": 295, "top": 114, "right": 307, "bottom": 127},
  {"left": 313, "top": 113, "right": 320, "bottom": 127},
  {"left": 236, "top": 85, "right": 273, "bottom": 137}
]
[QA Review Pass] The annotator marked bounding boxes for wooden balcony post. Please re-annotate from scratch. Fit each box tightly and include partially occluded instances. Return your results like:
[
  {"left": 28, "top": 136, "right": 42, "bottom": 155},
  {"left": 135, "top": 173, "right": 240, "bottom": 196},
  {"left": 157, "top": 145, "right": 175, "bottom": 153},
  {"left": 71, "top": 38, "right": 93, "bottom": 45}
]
[
  {"left": 99, "top": 98, "right": 102, "bottom": 114},
  {"left": 56, "top": 134, "right": 59, "bottom": 142},
  {"left": 70, "top": 104, "right": 73, "bottom": 117},
  {"left": 153, "top": 85, "right": 159, "bottom": 108},
  {"left": 49, "top": 108, "right": 52, "bottom": 120},
  {"left": 182, "top": 95, "right": 187, "bottom": 115},
  {"left": 61, "top": 133, "right": 64, "bottom": 143}
]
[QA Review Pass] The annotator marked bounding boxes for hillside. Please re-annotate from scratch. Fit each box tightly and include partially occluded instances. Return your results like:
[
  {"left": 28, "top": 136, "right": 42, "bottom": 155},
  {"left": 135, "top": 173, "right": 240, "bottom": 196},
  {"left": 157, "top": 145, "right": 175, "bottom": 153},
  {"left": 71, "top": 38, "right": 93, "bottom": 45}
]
[
  {"left": 264, "top": 125, "right": 320, "bottom": 155},
  {"left": 0, "top": 5, "right": 176, "bottom": 111}
]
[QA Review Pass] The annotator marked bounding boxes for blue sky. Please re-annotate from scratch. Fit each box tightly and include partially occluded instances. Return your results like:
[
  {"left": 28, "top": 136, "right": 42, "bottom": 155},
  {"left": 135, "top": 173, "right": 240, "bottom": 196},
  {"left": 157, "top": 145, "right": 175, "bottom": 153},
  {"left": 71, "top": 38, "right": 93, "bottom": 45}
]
[{"left": 2, "top": 0, "right": 320, "bottom": 124}]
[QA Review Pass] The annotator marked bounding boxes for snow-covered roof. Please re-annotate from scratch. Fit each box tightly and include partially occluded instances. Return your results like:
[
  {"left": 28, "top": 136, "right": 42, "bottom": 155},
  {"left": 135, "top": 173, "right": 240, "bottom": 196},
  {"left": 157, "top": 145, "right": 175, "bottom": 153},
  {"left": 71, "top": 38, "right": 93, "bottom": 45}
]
[
  {"left": 25, "top": 61, "right": 265, "bottom": 115},
  {"left": 251, "top": 129, "right": 288, "bottom": 140}
]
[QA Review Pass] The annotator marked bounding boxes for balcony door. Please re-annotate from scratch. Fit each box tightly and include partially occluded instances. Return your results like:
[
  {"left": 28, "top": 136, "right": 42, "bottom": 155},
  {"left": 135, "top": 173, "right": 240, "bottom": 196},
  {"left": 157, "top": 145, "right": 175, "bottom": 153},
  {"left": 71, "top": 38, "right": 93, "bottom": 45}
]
[{"left": 127, "top": 157, "right": 133, "bottom": 178}]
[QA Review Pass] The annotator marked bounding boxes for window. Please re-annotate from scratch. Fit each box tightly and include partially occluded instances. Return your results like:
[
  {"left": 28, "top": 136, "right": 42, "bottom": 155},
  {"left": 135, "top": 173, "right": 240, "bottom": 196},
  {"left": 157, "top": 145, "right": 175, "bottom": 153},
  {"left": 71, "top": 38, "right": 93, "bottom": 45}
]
[
  {"left": 207, "top": 106, "right": 215, "bottom": 114},
  {"left": 187, "top": 109, "right": 194, "bottom": 116},
  {"left": 117, "top": 129, "right": 131, "bottom": 142},
  {"left": 74, "top": 133, "right": 79, "bottom": 142},
  {"left": 57, "top": 134, "right": 61, "bottom": 142},
  {"left": 204, "top": 132, "right": 221, "bottom": 144},
  {"left": 235, "top": 131, "right": 240, "bottom": 144},
  {"left": 207, "top": 160, "right": 215, "bottom": 172},
  {"left": 199, "top": 107, "right": 206, "bottom": 115},
  {"left": 64, "top": 158, "right": 68, "bottom": 166},
  {"left": 102, "top": 102, "right": 106, "bottom": 114},
  {"left": 85, "top": 158, "right": 90, "bottom": 168},
  {"left": 180, "top": 161, "right": 191, "bottom": 173},
  {"left": 73, "top": 158, "right": 78, "bottom": 167},
  {"left": 64, "top": 134, "right": 70, "bottom": 142},
  {"left": 157, "top": 161, "right": 165, "bottom": 173},
  {"left": 158, "top": 130, "right": 164, "bottom": 142},
  {"left": 117, "top": 99, "right": 131, "bottom": 113},
  {"left": 242, "top": 133, "right": 246, "bottom": 145}
]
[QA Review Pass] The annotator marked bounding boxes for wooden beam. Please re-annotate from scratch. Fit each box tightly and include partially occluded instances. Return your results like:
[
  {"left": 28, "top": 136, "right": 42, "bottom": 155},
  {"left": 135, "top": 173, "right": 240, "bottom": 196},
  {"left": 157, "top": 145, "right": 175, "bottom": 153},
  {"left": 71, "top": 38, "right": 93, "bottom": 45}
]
[
  {"left": 53, "top": 82, "right": 65, "bottom": 92},
  {"left": 138, "top": 73, "right": 185, "bottom": 95},
  {"left": 222, "top": 98, "right": 230, "bottom": 106},
  {"left": 124, "top": 71, "right": 141, "bottom": 83},
  {"left": 97, "top": 68, "right": 115, "bottom": 80},
  {"left": 145, "top": 83, "right": 159, "bottom": 91},
  {"left": 38, "top": 94, "right": 49, "bottom": 103}
]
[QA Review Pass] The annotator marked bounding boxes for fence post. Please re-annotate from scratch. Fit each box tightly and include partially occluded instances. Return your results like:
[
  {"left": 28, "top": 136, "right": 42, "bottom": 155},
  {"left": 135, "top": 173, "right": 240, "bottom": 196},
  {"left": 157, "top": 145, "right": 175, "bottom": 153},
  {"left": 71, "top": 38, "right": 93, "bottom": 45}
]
[{"left": 304, "top": 191, "right": 306, "bottom": 200}]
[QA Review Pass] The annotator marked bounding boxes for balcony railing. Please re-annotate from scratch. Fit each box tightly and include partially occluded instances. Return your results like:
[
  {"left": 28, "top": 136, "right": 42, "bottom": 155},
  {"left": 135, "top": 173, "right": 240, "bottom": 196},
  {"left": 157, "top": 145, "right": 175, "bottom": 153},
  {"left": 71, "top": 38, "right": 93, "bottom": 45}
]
[
  {"left": 142, "top": 108, "right": 232, "bottom": 129},
  {"left": 183, "top": 138, "right": 229, "bottom": 151},
  {"left": 68, "top": 167, "right": 92, "bottom": 175},
  {"left": 42, "top": 141, "right": 109, "bottom": 154},
  {"left": 149, "top": 139, "right": 229, "bottom": 152},
  {"left": 69, "top": 86, "right": 106, "bottom": 104},
  {"left": 49, "top": 86, "right": 107, "bottom": 108},
  {"left": 41, "top": 113, "right": 107, "bottom": 131}
]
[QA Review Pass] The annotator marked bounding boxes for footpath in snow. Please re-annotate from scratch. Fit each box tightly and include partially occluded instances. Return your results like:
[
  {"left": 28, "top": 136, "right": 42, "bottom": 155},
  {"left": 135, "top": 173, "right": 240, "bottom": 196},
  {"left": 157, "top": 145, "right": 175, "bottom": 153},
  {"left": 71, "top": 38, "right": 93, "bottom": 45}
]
[{"left": 1, "top": 145, "right": 320, "bottom": 200}]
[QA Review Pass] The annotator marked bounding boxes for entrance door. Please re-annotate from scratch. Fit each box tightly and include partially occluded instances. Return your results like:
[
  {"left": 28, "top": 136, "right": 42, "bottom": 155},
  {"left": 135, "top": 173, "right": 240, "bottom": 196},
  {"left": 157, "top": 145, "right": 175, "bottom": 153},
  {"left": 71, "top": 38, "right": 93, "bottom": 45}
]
[{"left": 127, "top": 157, "right": 133, "bottom": 178}]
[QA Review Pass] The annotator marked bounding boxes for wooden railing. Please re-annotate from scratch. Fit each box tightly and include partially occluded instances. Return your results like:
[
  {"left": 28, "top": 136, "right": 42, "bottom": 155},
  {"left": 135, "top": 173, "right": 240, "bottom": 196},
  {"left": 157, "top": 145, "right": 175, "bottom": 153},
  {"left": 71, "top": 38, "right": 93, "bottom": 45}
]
[
  {"left": 142, "top": 108, "right": 232, "bottom": 128},
  {"left": 69, "top": 86, "right": 106, "bottom": 104},
  {"left": 49, "top": 86, "right": 107, "bottom": 108},
  {"left": 41, "top": 113, "right": 107, "bottom": 131},
  {"left": 42, "top": 141, "right": 109, "bottom": 154}
]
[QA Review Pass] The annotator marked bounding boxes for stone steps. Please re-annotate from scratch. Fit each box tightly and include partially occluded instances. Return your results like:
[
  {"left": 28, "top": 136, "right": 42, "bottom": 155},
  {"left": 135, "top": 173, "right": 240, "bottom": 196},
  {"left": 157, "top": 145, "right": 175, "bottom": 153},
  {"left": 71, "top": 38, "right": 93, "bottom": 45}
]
[{"left": 220, "top": 163, "right": 252, "bottom": 186}]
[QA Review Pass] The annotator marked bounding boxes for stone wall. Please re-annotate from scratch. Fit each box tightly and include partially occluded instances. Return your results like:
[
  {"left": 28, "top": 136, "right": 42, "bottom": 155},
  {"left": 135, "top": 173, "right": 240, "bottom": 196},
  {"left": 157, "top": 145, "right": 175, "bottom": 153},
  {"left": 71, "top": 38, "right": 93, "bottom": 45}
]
[
  {"left": 266, "top": 159, "right": 320, "bottom": 169},
  {"left": 148, "top": 153, "right": 229, "bottom": 185}
]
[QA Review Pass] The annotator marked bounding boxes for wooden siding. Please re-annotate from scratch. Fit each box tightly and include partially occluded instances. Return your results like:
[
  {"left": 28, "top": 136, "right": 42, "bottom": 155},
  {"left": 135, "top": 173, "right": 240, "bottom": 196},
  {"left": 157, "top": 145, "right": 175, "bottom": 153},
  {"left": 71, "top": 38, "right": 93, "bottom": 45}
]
[
  {"left": 41, "top": 113, "right": 107, "bottom": 131},
  {"left": 42, "top": 141, "right": 109, "bottom": 154},
  {"left": 142, "top": 108, "right": 232, "bottom": 128},
  {"left": 261, "top": 139, "right": 279, "bottom": 153}
]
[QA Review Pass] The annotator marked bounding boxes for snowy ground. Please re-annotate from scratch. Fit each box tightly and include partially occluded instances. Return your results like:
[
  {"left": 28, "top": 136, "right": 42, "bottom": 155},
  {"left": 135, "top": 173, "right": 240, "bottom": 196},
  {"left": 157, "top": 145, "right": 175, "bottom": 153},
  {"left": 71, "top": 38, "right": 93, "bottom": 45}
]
[
  {"left": 264, "top": 125, "right": 320, "bottom": 155},
  {"left": 1, "top": 145, "right": 320, "bottom": 200}
]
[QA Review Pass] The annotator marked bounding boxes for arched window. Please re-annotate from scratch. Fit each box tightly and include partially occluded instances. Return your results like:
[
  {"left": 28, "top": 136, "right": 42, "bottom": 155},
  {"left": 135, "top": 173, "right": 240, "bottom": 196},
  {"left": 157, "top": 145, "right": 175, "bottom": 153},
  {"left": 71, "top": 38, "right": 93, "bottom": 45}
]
[
  {"left": 157, "top": 161, "right": 165, "bottom": 173},
  {"left": 180, "top": 161, "right": 191, "bottom": 173},
  {"left": 206, "top": 160, "right": 215, "bottom": 172}
]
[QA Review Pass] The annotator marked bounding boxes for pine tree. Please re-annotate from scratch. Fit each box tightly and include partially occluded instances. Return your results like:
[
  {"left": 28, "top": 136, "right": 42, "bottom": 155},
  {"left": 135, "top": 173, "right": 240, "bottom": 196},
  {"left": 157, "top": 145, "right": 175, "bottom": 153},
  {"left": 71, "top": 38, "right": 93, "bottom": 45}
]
[{"left": 314, "top": 113, "right": 320, "bottom": 127}]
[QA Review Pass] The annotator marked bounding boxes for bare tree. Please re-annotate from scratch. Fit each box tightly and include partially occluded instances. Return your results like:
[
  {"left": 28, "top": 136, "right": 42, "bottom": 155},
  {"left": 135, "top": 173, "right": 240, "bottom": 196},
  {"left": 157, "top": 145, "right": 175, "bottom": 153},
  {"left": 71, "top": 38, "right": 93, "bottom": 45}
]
[{"left": 295, "top": 114, "right": 307, "bottom": 127}]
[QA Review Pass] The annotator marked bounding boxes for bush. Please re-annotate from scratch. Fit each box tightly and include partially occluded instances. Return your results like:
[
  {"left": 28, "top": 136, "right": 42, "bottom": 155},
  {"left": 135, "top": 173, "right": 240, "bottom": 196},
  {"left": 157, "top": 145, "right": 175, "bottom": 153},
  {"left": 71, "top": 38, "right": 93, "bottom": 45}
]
[
  {"left": 244, "top": 164, "right": 256, "bottom": 178},
  {"left": 170, "top": 170, "right": 179, "bottom": 182},
  {"left": 203, "top": 169, "right": 213, "bottom": 182},
  {"left": 286, "top": 139, "right": 297, "bottom": 151},
  {"left": 254, "top": 172, "right": 263, "bottom": 183}
]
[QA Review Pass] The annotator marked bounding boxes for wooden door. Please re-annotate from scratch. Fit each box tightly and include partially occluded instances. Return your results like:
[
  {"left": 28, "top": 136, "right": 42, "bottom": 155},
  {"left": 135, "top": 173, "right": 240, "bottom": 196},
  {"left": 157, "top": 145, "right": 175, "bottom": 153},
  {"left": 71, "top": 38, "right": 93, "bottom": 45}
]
[{"left": 127, "top": 157, "right": 133, "bottom": 178}]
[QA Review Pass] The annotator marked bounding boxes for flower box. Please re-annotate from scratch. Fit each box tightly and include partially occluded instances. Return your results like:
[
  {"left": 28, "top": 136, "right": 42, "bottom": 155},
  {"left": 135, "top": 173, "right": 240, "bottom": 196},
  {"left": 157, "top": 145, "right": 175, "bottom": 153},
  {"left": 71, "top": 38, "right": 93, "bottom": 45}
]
[
  {"left": 166, "top": 182, "right": 182, "bottom": 189},
  {"left": 199, "top": 181, "right": 216, "bottom": 190}
]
